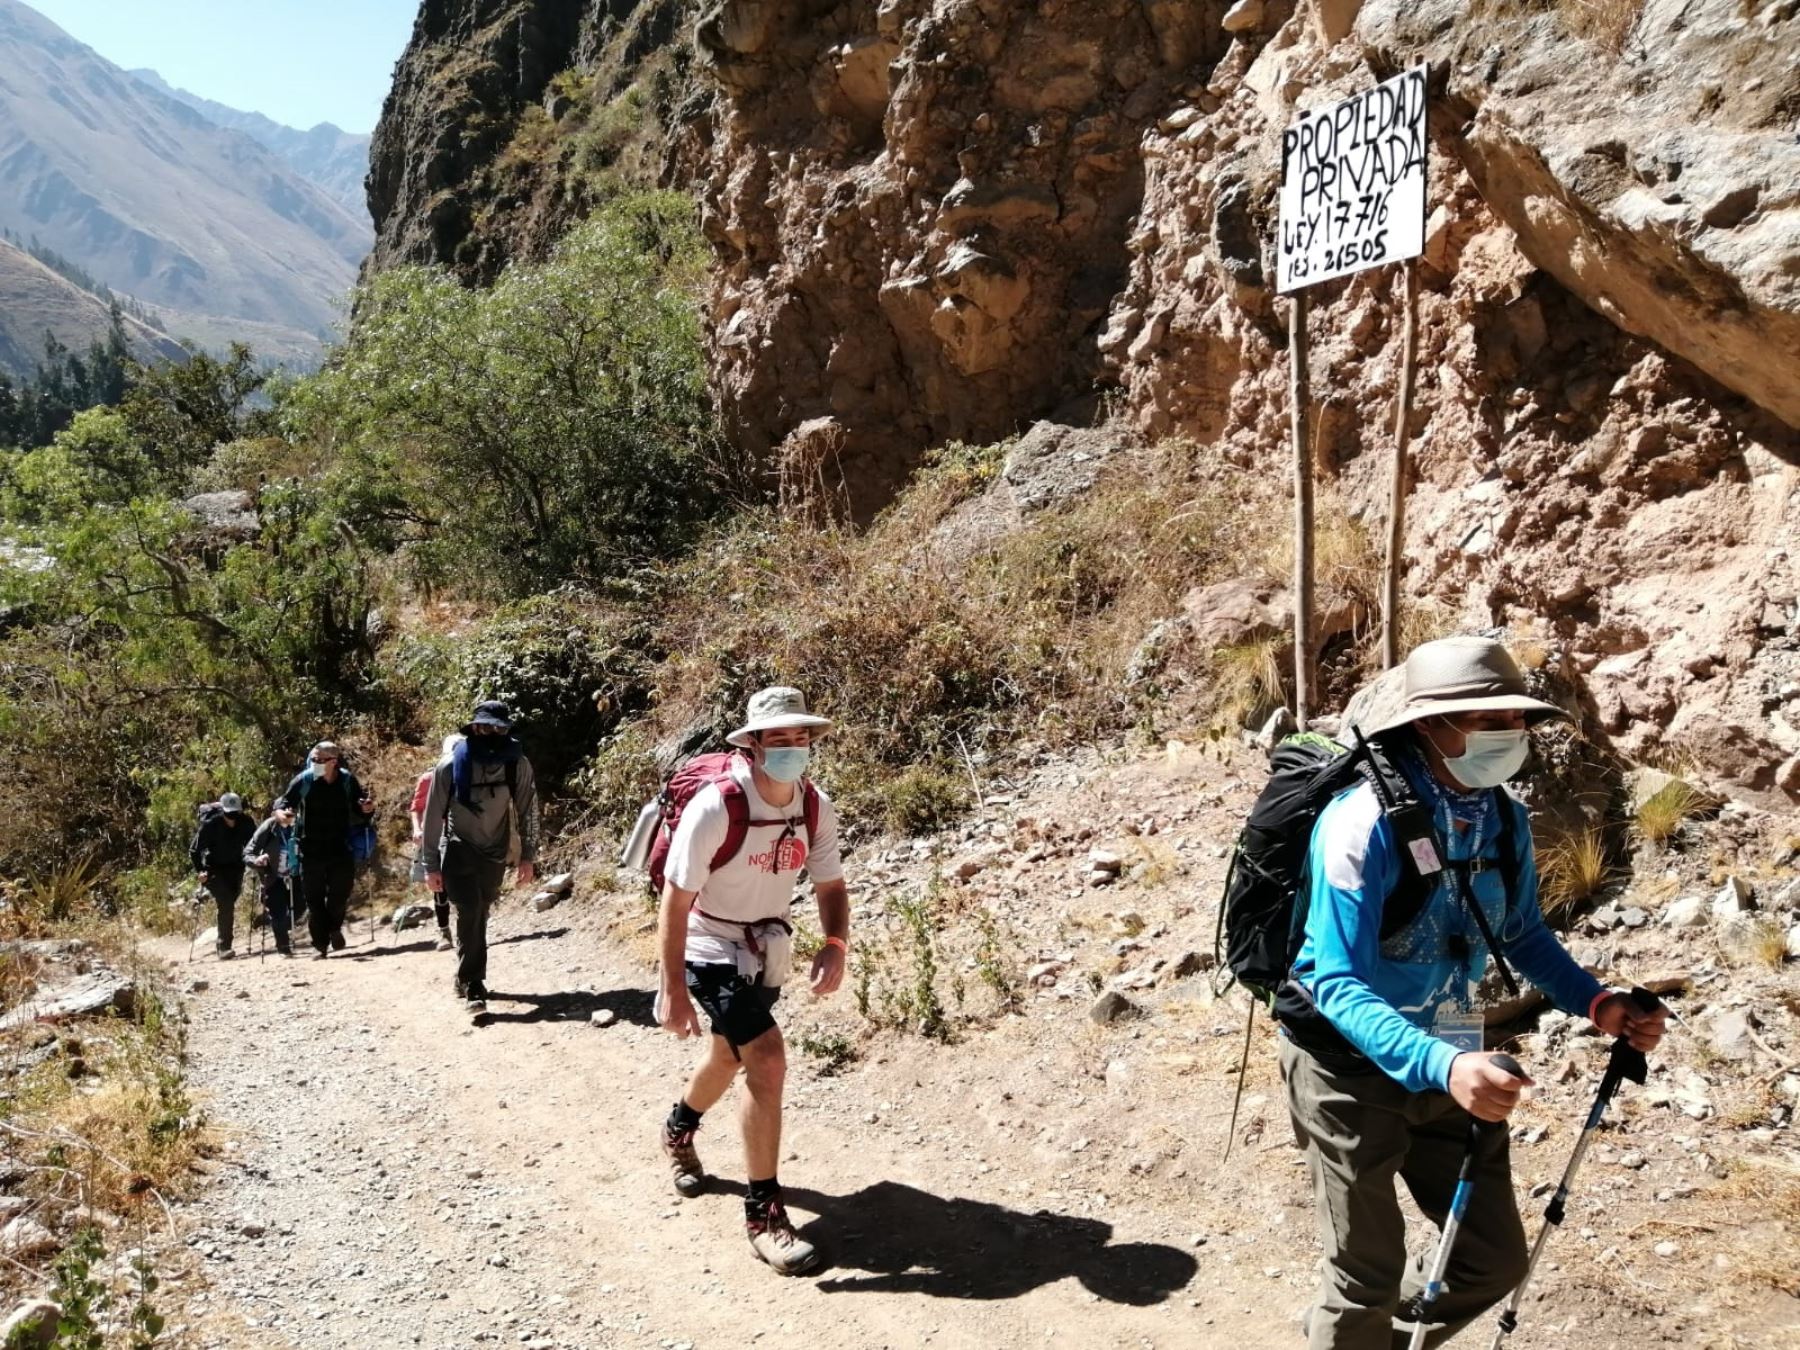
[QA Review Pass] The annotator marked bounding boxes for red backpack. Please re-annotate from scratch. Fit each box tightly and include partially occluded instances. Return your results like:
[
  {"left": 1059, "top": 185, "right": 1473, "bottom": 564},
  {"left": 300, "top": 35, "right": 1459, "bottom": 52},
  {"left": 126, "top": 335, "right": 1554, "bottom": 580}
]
[{"left": 644, "top": 752, "right": 821, "bottom": 895}]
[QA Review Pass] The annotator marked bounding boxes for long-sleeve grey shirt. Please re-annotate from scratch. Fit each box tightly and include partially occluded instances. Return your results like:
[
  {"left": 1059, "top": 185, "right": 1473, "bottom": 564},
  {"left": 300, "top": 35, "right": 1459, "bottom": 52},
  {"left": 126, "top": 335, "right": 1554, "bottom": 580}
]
[{"left": 419, "top": 752, "right": 538, "bottom": 872}]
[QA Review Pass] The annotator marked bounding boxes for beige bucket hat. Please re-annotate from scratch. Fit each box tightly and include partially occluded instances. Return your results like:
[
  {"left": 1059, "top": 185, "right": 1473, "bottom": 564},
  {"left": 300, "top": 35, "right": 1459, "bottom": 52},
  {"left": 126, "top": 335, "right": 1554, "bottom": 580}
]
[
  {"left": 1367, "top": 636, "right": 1565, "bottom": 735},
  {"left": 727, "top": 686, "right": 833, "bottom": 748}
]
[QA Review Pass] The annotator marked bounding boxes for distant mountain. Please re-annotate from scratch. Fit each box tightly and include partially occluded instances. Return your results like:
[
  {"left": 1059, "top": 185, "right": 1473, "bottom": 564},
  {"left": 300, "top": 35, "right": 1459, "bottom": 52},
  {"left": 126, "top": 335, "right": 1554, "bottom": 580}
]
[
  {"left": 0, "top": 0, "right": 371, "bottom": 363},
  {"left": 0, "top": 234, "right": 185, "bottom": 378},
  {"left": 129, "top": 69, "right": 371, "bottom": 221}
]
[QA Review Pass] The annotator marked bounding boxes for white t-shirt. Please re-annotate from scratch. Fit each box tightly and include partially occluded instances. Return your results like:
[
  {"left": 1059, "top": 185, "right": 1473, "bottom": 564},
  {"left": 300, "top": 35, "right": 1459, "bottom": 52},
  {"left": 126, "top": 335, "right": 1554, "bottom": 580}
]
[{"left": 667, "top": 759, "right": 843, "bottom": 965}]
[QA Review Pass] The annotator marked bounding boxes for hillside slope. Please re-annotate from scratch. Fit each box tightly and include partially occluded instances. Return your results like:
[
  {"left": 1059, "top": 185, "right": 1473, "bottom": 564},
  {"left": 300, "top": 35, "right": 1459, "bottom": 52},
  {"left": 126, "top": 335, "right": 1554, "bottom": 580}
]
[
  {"left": 0, "top": 235, "right": 186, "bottom": 377},
  {"left": 363, "top": 0, "right": 1800, "bottom": 808},
  {"left": 0, "top": 0, "right": 370, "bottom": 354}
]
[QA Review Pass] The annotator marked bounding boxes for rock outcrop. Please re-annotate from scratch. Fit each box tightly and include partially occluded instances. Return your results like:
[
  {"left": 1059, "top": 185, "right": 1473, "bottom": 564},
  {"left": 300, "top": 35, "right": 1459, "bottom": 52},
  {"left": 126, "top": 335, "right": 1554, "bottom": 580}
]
[
  {"left": 366, "top": 0, "right": 689, "bottom": 282},
  {"left": 366, "top": 0, "right": 1800, "bottom": 801}
]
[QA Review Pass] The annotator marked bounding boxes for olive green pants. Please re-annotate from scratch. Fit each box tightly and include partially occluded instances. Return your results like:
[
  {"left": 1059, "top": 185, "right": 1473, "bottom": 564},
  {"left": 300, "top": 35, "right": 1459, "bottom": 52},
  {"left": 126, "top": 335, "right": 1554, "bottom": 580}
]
[{"left": 1281, "top": 1038, "right": 1528, "bottom": 1349}]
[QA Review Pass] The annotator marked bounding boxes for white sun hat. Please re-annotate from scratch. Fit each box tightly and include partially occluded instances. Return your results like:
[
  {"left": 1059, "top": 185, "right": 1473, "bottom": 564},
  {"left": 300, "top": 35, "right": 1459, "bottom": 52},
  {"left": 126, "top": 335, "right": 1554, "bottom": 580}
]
[{"left": 726, "top": 686, "right": 833, "bottom": 749}]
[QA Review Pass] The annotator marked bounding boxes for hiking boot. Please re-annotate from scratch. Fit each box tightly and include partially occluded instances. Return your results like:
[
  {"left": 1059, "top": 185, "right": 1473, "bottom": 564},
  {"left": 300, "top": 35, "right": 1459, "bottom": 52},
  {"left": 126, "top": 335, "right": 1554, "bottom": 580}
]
[
  {"left": 330, "top": 929, "right": 347, "bottom": 951},
  {"left": 313, "top": 948, "right": 328, "bottom": 961},
  {"left": 217, "top": 947, "right": 234, "bottom": 961},
  {"left": 661, "top": 1120, "right": 706, "bottom": 1197},
  {"left": 746, "top": 1198, "right": 818, "bottom": 1275},
  {"left": 435, "top": 929, "right": 454, "bottom": 952}
]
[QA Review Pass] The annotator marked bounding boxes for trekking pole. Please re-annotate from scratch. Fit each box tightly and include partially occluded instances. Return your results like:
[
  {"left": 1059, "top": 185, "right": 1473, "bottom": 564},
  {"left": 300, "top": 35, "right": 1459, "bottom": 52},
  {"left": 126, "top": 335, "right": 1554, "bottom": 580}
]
[
  {"left": 1406, "top": 1052, "right": 1525, "bottom": 1350},
  {"left": 1487, "top": 988, "right": 1661, "bottom": 1350}
]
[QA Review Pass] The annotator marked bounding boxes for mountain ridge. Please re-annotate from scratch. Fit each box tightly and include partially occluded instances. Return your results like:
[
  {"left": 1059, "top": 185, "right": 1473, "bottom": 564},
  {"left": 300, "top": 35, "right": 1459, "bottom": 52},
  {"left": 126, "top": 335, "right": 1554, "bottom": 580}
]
[
  {"left": 0, "top": 0, "right": 371, "bottom": 363},
  {"left": 127, "top": 68, "right": 372, "bottom": 221},
  {"left": 0, "top": 234, "right": 186, "bottom": 379}
]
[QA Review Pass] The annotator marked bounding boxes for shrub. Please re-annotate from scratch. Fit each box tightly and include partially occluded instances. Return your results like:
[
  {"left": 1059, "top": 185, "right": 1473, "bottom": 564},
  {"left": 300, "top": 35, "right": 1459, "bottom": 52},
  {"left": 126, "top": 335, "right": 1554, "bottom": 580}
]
[
  {"left": 288, "top": 192, "right": 726, "bottom": 596},
  {"left": 445, "top": 591, "right": 653, "bottom": 784}
]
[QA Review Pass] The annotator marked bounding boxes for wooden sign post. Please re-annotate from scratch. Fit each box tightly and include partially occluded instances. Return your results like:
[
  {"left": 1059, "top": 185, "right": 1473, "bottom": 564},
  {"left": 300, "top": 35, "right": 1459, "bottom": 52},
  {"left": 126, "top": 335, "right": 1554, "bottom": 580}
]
[{"left": 1277, "top": 67, "right": 1430, "bottom": 722}]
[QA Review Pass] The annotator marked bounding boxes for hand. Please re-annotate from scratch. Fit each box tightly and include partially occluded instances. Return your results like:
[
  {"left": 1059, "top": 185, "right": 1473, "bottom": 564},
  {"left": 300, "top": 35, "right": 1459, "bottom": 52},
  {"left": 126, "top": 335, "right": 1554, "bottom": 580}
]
[
  {"left": 425, "top": 871, "right": 444, "bottom": 893},
  {"left": 1593, "top": 992, "right": 1668, "bottom": 1052},
  {"left": 358, "top": 797, "right": 375, "bottom": 815},
  {"left": 254, "top": 854, "right": 269, "bottom": 867},
  {"left": 515, "top": 861, "right": 536, "bottom": 887},
  {"left": 197, "top": 871, "right": 208, "bottom": 884},
  {"left": 1448, "top": 1053, "right": 1533, "bottom": 1122},
  {"left": 659, "top": 988, "right": 703, "bottom": 1039},
  {"left": 809, "top": 943, "right": 846, "bottom": 997}
]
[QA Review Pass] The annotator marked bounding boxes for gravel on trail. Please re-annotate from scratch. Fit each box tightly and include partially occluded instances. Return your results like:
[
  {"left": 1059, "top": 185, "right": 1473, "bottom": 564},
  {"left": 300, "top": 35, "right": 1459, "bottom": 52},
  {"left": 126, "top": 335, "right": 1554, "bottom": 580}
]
[{"left": 154, "top": 902, "right": 1280, "bottom": 1350}]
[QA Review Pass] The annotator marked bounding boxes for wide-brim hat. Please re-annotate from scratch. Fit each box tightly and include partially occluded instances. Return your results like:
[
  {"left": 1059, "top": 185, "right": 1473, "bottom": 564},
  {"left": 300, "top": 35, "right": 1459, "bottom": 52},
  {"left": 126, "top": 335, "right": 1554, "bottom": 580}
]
[
  {"left": 727, "top": 686, "right": 833, "bottom": 748},
  {"left": 463, "top": 701, "right": 513, "bottom": 734},
  {"left": 1366, "top": 636, "right": 1566, "bottom": 735}
]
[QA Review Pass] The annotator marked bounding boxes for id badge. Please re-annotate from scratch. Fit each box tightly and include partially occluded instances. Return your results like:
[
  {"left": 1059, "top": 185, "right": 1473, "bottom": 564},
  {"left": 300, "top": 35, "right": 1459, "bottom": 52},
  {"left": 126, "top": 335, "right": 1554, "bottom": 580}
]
[{"left": 1432, "top": 1005, "right": 1484, "bottom": 1053}]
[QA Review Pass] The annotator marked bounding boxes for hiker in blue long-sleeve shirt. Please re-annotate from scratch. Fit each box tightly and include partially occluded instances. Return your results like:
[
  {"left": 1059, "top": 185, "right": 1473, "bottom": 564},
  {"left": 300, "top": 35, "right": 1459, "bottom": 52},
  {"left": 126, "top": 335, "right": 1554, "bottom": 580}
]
[{"left": 1282, "top": 637, "right": 1666, "bottom": 1350}]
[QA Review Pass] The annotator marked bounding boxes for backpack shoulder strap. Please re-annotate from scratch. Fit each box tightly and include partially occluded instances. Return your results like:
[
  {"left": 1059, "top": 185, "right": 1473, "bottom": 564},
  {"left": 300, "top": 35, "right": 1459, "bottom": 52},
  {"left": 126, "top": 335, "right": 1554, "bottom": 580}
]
[
  {"left": 1492, "top": 789, "right": 1520, "bottom": 912},
  {"left": 505, "top": 759, "right": 518, "bottom": 797},
  {"left": 708, "top": 776, "right": 751, "bottom": 874},
  {"left": 801, "top": 780, "right": 821, "bottom": 840}
]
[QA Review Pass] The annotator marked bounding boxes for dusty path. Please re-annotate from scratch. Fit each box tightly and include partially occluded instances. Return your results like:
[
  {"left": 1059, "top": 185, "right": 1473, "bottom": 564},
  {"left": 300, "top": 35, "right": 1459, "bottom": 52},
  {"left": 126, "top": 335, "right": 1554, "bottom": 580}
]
[{"left": 150, "top": 901, "right": 1290, "bottom": 1350}]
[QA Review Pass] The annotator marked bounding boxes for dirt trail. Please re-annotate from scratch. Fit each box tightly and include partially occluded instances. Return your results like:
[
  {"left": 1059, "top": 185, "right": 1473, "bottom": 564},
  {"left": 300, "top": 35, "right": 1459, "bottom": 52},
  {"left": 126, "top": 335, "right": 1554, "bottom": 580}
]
[{"left": 149, "top": 903, "right": 1288, "bottom": 1350}]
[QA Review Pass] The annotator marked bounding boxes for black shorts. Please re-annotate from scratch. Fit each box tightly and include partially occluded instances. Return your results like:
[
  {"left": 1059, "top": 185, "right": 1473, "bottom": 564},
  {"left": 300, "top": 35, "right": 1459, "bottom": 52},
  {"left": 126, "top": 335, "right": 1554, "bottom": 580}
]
[{"left": 685, "top": 962, "right": 780, "bottom": 1049}]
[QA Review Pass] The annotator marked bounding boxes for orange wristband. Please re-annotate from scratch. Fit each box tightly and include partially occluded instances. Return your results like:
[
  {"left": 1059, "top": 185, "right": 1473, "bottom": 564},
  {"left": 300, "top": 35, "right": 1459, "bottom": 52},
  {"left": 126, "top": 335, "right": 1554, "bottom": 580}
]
[
  {"left": 824, "top": 936, "right": 849, "bottom": 954},
  {"left": 1588, "top": 989, "right": 1614, "bottom": 1025}
]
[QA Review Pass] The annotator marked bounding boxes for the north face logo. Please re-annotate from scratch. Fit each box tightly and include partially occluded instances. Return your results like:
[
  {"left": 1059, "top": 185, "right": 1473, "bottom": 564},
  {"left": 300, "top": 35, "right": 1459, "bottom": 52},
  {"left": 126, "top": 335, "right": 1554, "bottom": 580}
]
[{"left": 749, "top": 836, "right": 808, "bottom": 874}]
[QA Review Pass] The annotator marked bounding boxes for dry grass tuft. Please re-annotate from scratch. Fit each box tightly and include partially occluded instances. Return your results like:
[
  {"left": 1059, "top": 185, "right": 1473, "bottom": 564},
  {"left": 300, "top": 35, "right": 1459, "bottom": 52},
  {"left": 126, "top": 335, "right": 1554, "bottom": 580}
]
[
  {"left": 1635, "top": 779, "right": 1702, "bottom": 845},
  {"left": 1213, "top": 637, "right": 1288, "bottom": 731},
  {"left": 1558, "top": 0, "right": 1643, "bottom": 51},
  {"left": 1711, "top": 1155, "right": 1800, "bottom": 1296},
  {"left": 618, "top": 439, "right": 1278, "bottom": 832},
  {"left": 1538, "top": 824, "right": 1616, "bottom": 920},
  {"left": 1718, "top": 915, "right": 1791, "bottom": 972}
]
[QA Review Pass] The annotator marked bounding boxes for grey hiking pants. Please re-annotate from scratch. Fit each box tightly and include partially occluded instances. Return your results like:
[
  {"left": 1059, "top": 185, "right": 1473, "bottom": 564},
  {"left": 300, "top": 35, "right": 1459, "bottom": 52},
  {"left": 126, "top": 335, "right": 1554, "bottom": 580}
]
[{"left": 1281, "top": 1038, "right": 1528, "bottom": 1350}]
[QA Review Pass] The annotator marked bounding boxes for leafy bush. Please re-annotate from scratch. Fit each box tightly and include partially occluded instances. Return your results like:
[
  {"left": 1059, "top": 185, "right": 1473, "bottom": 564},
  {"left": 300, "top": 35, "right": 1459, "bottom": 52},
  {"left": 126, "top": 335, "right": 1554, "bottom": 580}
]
[
  {"left": 288, "top": 192, "right": 726, "bottom": 596},
  {"left": 438, "top": 591, "right": 654, "bottom": 784}
]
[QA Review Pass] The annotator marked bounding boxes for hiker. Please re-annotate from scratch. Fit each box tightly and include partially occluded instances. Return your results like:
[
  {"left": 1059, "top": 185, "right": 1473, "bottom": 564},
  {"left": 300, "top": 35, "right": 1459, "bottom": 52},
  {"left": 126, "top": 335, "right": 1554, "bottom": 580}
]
[
  {"left": 411, "top": 735, "right": 460, "bottom": 952},
  {"left": 244, "top": 803, "right": 297, "bottom": 957},
  {"left": 419, "top": 702, "right": 538, "bottom": 1015},
  {"left": 654, "top": 686, "right": 849, "bottom": 1276},
  {"left": 1280, "top": 636, "right": 1667, "bottom": 1349},
  {"left": 189, "top": 793, "right": 256, "bottom": 959},
  {"left": 277, "top": 742, "right": 375, "bottom": 960}
]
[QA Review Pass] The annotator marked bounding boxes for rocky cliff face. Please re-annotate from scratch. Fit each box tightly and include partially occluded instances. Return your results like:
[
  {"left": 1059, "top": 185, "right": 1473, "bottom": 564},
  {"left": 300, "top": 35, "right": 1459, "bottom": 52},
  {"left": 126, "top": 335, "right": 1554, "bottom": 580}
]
[
  {"left": 368, "top": 0, "right": 1799, "bottom": 802},
  {"left": 366, "top": 0, "right": 691, "bottom": 282}
]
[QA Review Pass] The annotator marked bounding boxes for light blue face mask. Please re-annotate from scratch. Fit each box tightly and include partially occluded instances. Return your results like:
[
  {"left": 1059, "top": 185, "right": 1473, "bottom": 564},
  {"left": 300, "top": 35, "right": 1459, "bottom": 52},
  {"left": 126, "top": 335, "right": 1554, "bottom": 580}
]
[{"left": 760, "top": 747, "right": 810, "bottom": 783}]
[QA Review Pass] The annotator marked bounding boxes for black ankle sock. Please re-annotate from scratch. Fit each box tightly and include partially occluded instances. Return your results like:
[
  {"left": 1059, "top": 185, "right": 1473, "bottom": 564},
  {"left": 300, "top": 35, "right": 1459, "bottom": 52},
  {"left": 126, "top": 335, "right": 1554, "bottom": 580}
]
[
  {"left": 669, "top": 1100, "right": 703, "bottom": 1134},
  {"left": 746, "top": 1176, "right": 780, "bottom": 1215}
]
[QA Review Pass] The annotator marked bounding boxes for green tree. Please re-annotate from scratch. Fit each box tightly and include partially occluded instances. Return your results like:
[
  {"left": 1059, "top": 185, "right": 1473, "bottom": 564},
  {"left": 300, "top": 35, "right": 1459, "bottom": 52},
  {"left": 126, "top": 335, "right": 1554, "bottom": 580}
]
[{"left": 290, "top": 191, "right": 724, "bottom": 594}]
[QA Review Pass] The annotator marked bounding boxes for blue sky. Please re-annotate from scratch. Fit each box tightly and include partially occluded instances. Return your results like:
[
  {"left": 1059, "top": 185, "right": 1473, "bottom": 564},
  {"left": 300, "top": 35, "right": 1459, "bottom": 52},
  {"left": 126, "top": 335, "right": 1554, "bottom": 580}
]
[{"left": 27, "top": 0, "right": 418, "bottom": 134}]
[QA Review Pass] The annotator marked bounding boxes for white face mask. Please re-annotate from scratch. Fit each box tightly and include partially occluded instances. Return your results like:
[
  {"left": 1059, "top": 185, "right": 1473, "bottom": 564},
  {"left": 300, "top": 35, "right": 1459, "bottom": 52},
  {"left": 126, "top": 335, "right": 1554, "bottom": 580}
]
[{"left": 1438, "top": 728, "right": 1530, "bottom": 789}]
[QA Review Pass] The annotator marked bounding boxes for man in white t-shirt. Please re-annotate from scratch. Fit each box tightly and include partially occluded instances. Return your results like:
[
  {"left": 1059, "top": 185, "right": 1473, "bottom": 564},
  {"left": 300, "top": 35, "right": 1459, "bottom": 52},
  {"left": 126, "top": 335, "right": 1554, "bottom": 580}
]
[{"left": 656, "top": 686, "right": 850, "bottom": 1276}]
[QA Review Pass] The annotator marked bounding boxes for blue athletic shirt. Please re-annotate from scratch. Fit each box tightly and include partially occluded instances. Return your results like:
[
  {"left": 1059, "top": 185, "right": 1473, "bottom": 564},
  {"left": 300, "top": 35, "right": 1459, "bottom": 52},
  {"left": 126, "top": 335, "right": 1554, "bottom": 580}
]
[{"left": 1288, "top": 754, "right": 1603, "bottom": 1094}]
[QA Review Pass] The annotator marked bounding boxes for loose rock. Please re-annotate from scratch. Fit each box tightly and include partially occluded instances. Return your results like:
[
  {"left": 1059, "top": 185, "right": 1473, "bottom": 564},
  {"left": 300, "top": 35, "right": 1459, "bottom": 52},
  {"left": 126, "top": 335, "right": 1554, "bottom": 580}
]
[
  {"left": 0, "top": 1300, "right": 59, "bottom": 1349},
  {"left": 1089, "top": 990, "right": 1143, "bottom": 1025}
]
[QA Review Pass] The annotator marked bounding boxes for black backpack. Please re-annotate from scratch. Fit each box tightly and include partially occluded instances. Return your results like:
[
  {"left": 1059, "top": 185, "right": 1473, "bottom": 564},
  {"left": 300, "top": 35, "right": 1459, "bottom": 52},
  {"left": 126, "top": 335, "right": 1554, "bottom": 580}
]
[{"left": 1215, "top": 727, "right": 1521, "bottom": 1018}]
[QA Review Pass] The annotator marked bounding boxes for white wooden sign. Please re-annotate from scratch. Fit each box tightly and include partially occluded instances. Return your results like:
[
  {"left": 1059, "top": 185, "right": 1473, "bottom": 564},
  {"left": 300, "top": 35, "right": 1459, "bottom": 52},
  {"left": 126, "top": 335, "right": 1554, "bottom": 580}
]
[{"left": 1277, "top": 68, "right": 1427, "bottom": 294}]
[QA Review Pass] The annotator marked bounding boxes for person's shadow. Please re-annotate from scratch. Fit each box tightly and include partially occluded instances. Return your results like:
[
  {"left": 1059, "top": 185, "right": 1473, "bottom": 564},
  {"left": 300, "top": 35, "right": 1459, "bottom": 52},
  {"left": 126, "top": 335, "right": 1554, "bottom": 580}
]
[
  {"left": 759, "top": 1180, "right": 1197, "bottom": 1304},
  {"left": 480, "top": 986, "right": 656, "bottom": 1027}
]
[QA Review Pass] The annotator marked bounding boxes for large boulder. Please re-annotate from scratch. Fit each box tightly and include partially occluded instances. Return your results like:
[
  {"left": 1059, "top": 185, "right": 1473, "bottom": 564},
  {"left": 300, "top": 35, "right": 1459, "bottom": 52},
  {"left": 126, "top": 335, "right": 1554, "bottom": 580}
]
[{"left": 1359, "top": 0, "right": 1800, "bottom": 430}]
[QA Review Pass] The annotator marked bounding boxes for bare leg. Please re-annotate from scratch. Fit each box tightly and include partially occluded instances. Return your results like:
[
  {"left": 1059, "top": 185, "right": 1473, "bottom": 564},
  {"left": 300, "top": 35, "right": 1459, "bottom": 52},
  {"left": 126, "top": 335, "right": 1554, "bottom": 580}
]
[
  {"left": 682, "top": 1035, "right": 740, "bottom": 1115},
  {"left": 738, "top": 1027, "right": 786, "bottom": 1181}
]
